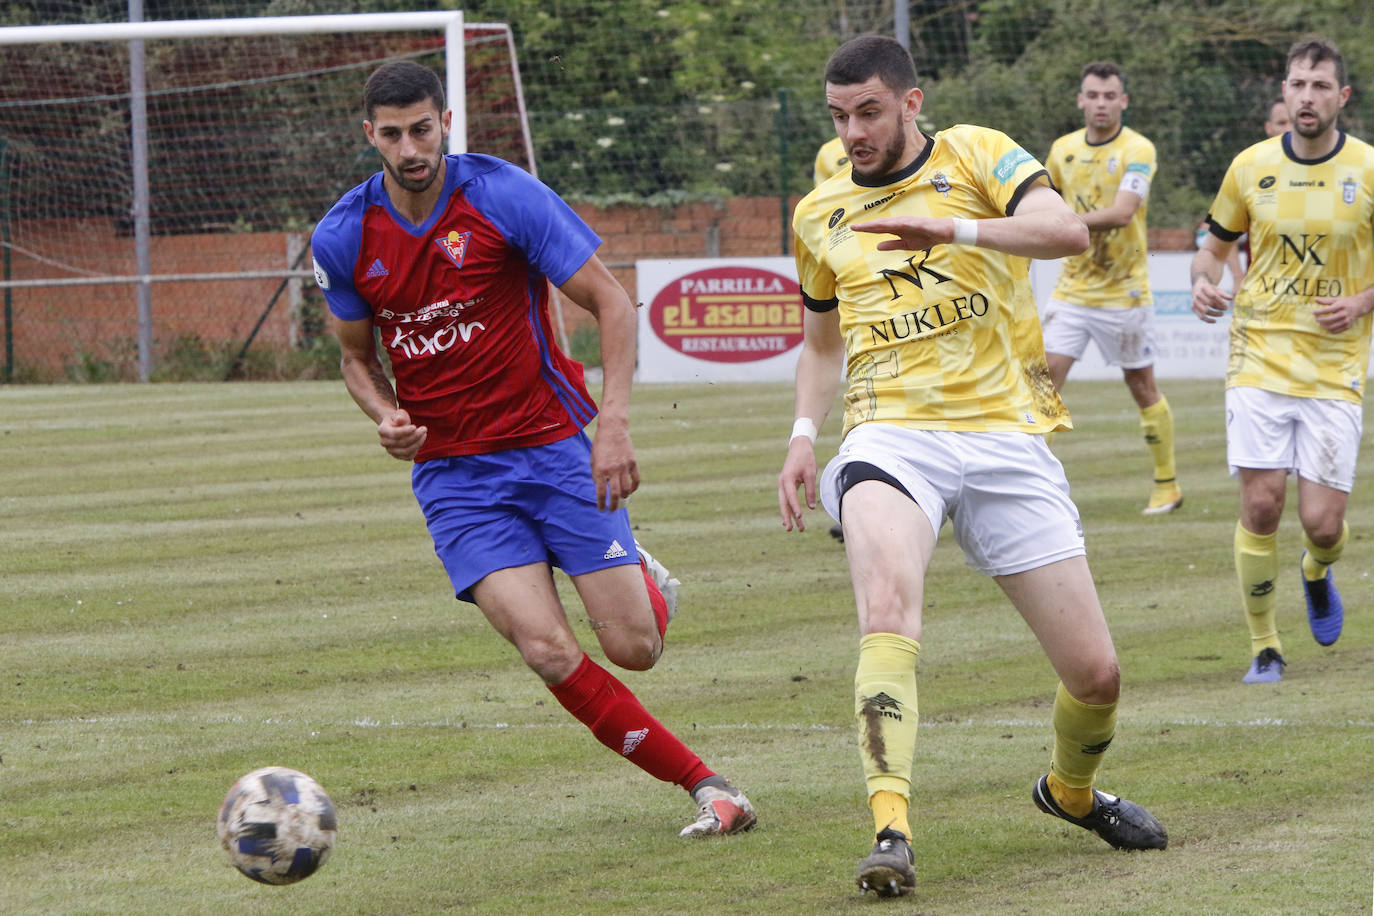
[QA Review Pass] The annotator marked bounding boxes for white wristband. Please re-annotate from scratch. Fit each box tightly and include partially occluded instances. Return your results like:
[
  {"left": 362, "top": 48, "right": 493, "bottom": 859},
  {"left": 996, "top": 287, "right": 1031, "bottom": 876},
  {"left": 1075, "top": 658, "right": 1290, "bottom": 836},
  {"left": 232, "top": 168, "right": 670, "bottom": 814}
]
[
  {"left": 790, "top": 417, "right": 819, "bottom": 444},
  {"left": 951, "top": 217, "right": 979, "bottom": 246}
]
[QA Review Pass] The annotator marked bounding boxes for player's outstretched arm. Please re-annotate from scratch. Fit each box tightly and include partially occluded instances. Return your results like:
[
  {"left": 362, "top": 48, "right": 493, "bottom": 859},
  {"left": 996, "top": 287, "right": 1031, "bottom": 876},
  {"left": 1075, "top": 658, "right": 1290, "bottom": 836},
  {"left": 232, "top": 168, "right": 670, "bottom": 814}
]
[
  {"left": 334, "top": 315, "right": 428, "bottom": 461},
  {"left": 560, "top": 255, "right": 640, "bottom": 511},
  {"left": 852, "top": 184, "right": 1088, "bottom": 260},
  {"left": 779, "top": 308, "right": 844, "bottom": 532},
  {"left": 1190, "top": 235, "right": 1235, "bottom": 324}
]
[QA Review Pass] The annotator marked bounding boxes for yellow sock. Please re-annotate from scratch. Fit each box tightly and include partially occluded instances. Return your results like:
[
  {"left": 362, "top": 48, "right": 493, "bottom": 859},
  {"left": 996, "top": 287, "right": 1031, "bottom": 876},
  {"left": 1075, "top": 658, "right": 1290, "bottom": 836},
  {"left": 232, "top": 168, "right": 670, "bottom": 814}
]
[
  {"left": 870, "top": 789, "right": 911, "bottom": 840},
  {"left": 1303, "top": 523, "right": 1347, "bottom": 581},
  {"left": 1050, "top": 682, "right": 1116, "bottom": 818},
  {"left": 1235, "top": 521, "right": 1281, "bottom": 655},
  {"left": 1047, "top": 772, "right": 1093, "bottom": 818},
  {"left": 855, "top": 632, "right": 920, "bottom": 833},
  {"left": 1139, "top": 396, "right": 1177, "bottom": 482}
]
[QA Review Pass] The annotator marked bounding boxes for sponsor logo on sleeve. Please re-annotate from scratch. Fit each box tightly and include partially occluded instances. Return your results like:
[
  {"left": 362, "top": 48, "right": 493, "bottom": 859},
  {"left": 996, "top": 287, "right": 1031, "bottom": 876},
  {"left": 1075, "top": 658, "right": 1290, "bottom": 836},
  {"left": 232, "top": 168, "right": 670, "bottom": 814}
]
[{"left": 993, "top": 147, "right": 1035, "bottom": 183}]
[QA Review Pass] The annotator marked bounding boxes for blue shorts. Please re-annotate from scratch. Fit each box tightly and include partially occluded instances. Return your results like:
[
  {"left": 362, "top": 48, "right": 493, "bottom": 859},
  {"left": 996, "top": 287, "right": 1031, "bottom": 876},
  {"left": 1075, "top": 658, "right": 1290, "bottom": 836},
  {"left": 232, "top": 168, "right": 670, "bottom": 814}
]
[{"left": 412, "top": 433, "right": 638, "bottom": 603}]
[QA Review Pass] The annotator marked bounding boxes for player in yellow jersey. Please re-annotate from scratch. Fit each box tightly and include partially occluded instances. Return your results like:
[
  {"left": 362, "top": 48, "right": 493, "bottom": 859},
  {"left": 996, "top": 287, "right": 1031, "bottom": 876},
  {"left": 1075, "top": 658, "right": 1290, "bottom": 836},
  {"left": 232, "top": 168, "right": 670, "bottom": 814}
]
[
  {"left": 778, "top": 35, "right": 1167, "bottom": 900},
  {"left": 1042, "top": 62, "right": 1183, "bottom": 515},
  {"left": 1193, "top": 38, "right": 1374, "bottom": 682},
  {"left": 814, "top": 134, "right": 849, "bottom": 185},
  {"left": 813, "top": 134, "right": 853, "bottom": 546}
]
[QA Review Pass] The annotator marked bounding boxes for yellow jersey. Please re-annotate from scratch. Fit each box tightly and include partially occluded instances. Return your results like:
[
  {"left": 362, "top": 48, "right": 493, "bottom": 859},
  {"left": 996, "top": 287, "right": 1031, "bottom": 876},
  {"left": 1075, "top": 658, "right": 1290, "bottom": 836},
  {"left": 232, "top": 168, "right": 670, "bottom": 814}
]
[
  {"left": 813, "top": 136, "right": 849, "bottom": 185},
  {"left": 793, "top": 124, "right": 1070, "bottom": 437},
  {"left": 1046, "top": 126, "right": 1156, "bottom": 308},
  {"left": 1207, "top": 132, "right": 1374, "bottom": 403}
]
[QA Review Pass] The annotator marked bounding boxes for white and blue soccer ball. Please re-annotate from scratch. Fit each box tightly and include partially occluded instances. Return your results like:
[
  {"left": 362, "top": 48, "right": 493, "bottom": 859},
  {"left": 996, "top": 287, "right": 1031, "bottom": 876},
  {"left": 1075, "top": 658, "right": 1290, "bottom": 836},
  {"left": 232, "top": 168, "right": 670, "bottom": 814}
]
[{"left": 217, "top": 766, "right": 337, "bottom": 885}]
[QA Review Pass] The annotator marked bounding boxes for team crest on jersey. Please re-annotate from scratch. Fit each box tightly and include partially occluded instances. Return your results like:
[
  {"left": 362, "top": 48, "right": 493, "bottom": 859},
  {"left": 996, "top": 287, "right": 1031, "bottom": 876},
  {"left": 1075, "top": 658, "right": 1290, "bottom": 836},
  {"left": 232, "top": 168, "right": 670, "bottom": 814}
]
[
  {"left": 1342, "top": 176, "right": 1357, "bottom": 205},
  {"left": 1107, "top": 157, "right": 1119, "bottom": 174},
  {"left": 436, "top": 230, "right": 471, "bottom": 268},
  {"left": 929, "top": 171, "right": 952, "bottom": 195},
  {"left": 828, "top": 208, "right": 845, "bottom": 228}
]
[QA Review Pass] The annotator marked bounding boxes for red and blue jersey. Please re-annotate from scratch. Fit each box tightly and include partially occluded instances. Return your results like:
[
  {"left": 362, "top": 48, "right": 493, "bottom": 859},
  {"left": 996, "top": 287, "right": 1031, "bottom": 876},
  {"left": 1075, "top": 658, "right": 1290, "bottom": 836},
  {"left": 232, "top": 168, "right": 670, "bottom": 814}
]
[{"left": 311, "top": 154, "right": 600, "bottom": 461}]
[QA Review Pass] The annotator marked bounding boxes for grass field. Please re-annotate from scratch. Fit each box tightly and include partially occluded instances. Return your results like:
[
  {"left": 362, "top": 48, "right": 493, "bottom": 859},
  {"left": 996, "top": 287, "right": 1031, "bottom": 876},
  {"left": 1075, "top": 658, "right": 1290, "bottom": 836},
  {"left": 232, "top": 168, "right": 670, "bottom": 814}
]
[{"left": 1, "top": 378, "right": 1371, "bottom": 914}]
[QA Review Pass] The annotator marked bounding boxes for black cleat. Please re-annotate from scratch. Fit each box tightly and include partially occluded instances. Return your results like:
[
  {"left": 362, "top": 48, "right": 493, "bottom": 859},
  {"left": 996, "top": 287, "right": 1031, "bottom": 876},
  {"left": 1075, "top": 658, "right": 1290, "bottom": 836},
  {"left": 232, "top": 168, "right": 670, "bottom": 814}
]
[
  {"left": 1032, "top": 775, "right": 1167, "bottom": 850},
  {"left": 856, "top": 827, "right": 915, "bottom": 897}
]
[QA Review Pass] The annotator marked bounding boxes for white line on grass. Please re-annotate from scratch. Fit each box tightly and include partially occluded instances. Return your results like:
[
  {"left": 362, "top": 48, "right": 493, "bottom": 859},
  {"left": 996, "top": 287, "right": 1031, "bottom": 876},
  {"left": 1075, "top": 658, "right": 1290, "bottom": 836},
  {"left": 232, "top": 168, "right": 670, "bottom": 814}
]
[{"left": 13, "top": 714, "right": 1374, "bottom": 728}]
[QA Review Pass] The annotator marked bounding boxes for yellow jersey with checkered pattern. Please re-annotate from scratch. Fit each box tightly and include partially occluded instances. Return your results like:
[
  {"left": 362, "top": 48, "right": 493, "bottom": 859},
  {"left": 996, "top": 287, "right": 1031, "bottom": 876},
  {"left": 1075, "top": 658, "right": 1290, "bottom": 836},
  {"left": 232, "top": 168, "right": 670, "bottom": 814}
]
[
  {"left": 813, "top": 136, "right": 849, "bottom": 185},
  {"left": 1207, "top": 132, "right": 1374, "bottom": 403},
  {"left": 1047, "top": 126, "right": 1155, "bottom": 308},
  {"left": 793, "top": 124, "right": 1070, "bottom": 437}
]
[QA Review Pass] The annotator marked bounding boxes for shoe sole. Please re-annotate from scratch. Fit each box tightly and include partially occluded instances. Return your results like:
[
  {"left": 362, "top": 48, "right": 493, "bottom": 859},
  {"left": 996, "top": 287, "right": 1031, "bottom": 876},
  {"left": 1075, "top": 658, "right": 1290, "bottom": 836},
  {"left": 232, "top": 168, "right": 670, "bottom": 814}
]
[
  {"left": 857, "top": 864, "right": 914, "bottom": 897},
  {"left": 1141, "top": 496, "right": 1183, "bottom": 516},
  {"left": 680, "top": 799, "right": 756, "bottom": 838}
]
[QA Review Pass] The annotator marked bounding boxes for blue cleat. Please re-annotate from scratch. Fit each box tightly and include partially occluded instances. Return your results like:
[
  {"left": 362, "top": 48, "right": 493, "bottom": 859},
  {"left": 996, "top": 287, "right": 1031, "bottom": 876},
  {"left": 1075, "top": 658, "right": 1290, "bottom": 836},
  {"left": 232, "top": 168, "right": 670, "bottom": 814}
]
[
  {"left": 1301, "top": 553, "right": 1344, "bottom": 646},
  {"left": 1242, "top": 647, "right": 1285, "bottom": 684}
]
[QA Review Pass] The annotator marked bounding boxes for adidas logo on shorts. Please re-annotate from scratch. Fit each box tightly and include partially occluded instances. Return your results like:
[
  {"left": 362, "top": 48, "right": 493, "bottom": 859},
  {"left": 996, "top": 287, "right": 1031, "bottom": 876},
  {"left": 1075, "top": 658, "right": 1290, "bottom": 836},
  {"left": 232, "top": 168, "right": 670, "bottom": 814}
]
[{"left": 603, "top": 539, "right": 629, "bottom": 560}]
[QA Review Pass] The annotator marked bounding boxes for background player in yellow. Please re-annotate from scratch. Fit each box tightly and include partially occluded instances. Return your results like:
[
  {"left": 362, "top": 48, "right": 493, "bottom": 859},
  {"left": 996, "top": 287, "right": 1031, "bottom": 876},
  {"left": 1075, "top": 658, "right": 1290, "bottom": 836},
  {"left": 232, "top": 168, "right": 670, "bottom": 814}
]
[
  {"left": 1042, "top": 62, "right": 1183, "bottom": 515},
  {"left": 1192, "top": 37, "right": 1374, "bottom": 683},
  {"left": 779, "top": 34, "right": 1166, "bottom": 901},
  {"left": 813, "top": 134, "right": 849, "bottom": 184}
]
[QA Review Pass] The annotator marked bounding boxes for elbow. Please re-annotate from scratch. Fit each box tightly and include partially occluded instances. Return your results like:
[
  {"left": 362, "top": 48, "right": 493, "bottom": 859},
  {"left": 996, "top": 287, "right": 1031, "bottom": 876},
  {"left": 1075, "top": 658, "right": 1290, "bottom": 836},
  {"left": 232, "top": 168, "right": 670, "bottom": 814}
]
[{"left": 1062, "top": 215, "right": 1090, "bottom": 256}]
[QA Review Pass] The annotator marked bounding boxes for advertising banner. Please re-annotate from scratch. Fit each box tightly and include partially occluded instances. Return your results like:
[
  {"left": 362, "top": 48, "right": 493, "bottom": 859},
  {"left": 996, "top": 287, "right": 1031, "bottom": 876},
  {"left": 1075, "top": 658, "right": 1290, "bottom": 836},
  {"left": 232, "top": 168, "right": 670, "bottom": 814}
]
[
  {"left": 1031, "top": 252, "right": 1237, "bottom": 380},
  {"left": 636, "top": 258, "right": 804, "bottom": 382},
  {"left": 637, "top": 253, "right": 1250, "bottom": 383}
]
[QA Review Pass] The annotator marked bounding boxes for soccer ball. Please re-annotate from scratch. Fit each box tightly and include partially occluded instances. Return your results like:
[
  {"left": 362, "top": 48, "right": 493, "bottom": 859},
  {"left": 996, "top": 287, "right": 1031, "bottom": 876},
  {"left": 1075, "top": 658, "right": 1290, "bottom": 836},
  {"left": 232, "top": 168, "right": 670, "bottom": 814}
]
[{"left": 217, "top": 766, "right": 337, "bottom": 885}]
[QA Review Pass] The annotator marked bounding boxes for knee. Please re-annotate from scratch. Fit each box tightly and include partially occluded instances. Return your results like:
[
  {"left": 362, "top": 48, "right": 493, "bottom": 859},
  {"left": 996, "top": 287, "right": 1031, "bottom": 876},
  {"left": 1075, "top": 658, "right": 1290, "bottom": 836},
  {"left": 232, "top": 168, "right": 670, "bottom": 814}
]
[
  {"left": 1068, "top": 659, "right": 1120, "bottom": 707},
  {"left": 1302, "top": 515, "right": 1345, "bottom": 548},
  {"left": 1126, "top": 378, "right": 1157, "bottom": 407},
  {"left": 515, "top": 634, "right": 585, "bottom": 684},
  {"left": 1242, "top": 494, "right": 1284, "bottom": 532},
  {"left": 599, "top": 629, "right": 661, "bottom": 672}
]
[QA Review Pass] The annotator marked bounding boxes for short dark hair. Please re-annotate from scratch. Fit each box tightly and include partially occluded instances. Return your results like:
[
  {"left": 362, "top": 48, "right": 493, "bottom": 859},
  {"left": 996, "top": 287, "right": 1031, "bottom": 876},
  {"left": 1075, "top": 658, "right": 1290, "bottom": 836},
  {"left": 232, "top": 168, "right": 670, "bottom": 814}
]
[
  {"left": 1081, "top": 61, "right": 1126, "bottom": 92},
  {"left": 363, "top": 60, "right": 445, "bottom": 120},
  {"left": 1286, "top": 37, "right": 1346, "bottom": 87},
  {"left": 824, "top": 35, "right": 917, "bottom": 94}
]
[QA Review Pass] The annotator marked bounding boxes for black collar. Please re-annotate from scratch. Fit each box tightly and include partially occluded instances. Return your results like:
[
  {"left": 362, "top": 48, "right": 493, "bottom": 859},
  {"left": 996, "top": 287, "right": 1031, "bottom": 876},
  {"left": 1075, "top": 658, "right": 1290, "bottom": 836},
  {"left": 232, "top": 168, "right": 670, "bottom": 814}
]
[{"left": 852, "top": 132, "right": 935, "bottom": 188}]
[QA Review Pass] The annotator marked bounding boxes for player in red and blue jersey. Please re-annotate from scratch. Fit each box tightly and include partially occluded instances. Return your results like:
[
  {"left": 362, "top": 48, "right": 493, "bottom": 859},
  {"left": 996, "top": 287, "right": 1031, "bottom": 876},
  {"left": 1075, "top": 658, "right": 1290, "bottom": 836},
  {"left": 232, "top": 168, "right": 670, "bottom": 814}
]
[{"left": 311, "top": 60, "right": 754, "bottom": 838}]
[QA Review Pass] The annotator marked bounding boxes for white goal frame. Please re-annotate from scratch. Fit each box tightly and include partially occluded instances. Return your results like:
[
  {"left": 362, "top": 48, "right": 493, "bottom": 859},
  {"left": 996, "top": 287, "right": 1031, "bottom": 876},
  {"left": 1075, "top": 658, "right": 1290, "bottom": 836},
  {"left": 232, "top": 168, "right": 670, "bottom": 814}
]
[{"left": 0, "top": 11, "right": 536, "bottom": 380}]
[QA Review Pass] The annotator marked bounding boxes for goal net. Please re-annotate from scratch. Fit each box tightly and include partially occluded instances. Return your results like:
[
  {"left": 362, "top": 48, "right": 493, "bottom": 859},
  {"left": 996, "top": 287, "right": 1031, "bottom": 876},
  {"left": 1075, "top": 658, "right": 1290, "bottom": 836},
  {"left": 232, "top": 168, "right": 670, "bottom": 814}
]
[{"left": 0, "top": 12, "right": 533, "bottom": 382}]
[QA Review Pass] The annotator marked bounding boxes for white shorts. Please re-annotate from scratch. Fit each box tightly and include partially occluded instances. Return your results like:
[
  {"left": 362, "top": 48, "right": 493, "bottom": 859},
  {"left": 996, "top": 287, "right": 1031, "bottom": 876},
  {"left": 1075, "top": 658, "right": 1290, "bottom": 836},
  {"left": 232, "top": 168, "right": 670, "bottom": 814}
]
[
  {"left": 1225, "top": 386, "right": 1362, "bottom": 492},
  {"left": 1041, "top": 298, "right": 1157, "bottom": 369},
  {"left": 819, "top": 423, "right": 1086, "bottom": 577}
]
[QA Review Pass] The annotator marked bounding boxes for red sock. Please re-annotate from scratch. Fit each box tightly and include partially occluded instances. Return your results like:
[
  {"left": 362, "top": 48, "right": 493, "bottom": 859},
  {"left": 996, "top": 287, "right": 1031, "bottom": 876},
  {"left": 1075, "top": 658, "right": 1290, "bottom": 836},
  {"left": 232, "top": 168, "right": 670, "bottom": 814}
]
[
  {"left": 640, "top": 559, "right": 669, "bottom": 640},
  {"left": 549, "top": 654, "right": 713, "bottom": 791}
]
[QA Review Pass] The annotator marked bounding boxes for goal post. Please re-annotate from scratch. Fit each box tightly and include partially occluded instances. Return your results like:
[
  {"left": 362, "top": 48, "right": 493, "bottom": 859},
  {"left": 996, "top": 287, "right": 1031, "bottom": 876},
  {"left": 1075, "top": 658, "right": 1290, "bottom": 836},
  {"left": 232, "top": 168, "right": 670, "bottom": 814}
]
[
  {"left": 0, "top": 11, "right": 537, "bottom": 382},
  {"left": 0, "top": 12, "right": 471, "bottom": 155}
]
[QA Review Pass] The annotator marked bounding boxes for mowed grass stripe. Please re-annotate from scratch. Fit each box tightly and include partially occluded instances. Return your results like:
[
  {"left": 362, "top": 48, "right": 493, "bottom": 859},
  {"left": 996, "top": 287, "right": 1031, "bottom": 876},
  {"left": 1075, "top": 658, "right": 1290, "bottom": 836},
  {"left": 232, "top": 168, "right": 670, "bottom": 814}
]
[{"left": 1, "top": 378, "right": 1371, "bottom": 914}]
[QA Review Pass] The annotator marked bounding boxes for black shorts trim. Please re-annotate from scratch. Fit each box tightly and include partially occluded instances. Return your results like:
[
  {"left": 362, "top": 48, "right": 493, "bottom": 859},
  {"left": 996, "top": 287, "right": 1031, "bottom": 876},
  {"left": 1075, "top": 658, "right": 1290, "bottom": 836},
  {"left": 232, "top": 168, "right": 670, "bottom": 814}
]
[{"left": 836, "top": 460, "right": 915, "bottom": 522}]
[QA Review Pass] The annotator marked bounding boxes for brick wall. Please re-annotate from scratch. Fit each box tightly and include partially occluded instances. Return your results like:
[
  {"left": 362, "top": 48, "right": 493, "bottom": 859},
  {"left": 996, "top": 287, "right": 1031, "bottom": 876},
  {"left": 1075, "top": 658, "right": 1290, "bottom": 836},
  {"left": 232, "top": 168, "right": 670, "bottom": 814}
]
[{"left": 3, "top": 202, "right": 1198, "bottom": 378}]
